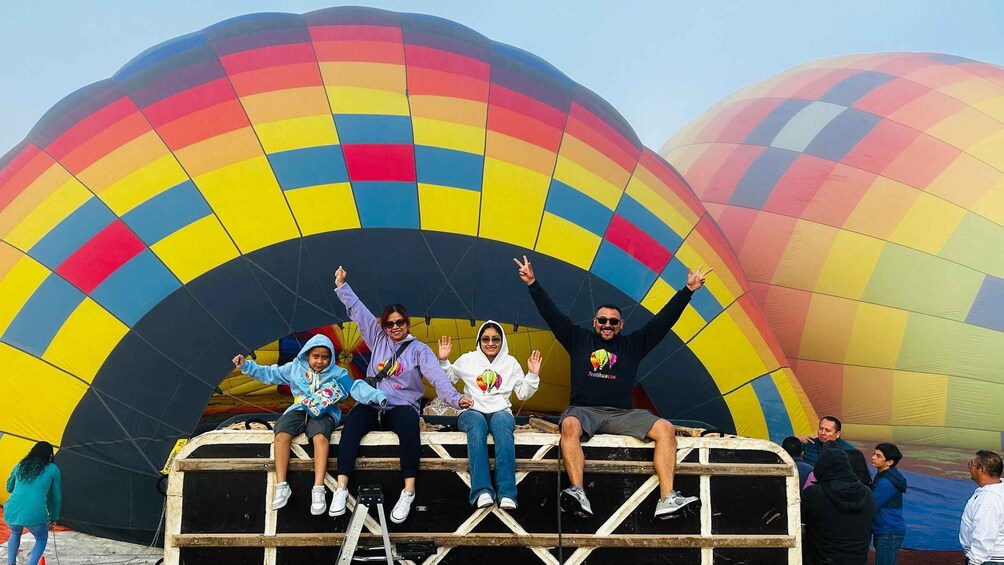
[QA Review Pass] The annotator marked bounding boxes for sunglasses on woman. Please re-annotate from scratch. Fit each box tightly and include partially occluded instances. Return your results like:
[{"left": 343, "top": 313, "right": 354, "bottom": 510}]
[
  {"left": 382, "top": 319, "right": 408, "bottom": 328},
  {"left": 480, "top": 336, "right": 502, "bottom": 344},
  {"left": 595, "top": 317, "right": 621, "bottom": 326}
]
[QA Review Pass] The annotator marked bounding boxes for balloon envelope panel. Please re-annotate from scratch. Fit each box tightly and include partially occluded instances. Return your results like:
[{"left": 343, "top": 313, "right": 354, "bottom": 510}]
[
  {"left": 0, "top": 8, "right": 812, "bottom": 541},
  {"left": 661, "top": 52, "right": 1004, "bottom": 451}
]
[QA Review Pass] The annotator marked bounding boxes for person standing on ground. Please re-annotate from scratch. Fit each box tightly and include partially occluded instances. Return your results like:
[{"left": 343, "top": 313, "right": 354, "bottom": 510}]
[
  {"left": 960, "top": 450, "right": 1004, "bottom": 565},
  {"left": 4, "top": 441, "right": 61, "bottom": 565},
  {"left": 801, "top": 449, "right": 877, "bottom": 565},
  {"left": 869, "top": 443, "right": 907, "bottom": 565}
]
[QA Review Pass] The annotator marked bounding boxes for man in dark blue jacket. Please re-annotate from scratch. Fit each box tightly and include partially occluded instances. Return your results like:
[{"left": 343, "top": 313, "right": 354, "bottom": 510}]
[{"left": 800, "top": 416, "right": 856, "bottom": 465}]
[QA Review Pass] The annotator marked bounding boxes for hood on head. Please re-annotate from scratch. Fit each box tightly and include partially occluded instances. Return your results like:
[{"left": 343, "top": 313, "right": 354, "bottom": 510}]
[
  {"left": 475, "top": 320, "right": 509, "bottom": 363},
  {"left": 296, "top": 334, "right": 336, "bottom": 372},
  {"left": 814, "top": 449, "right": 872, "bottom": 513}
]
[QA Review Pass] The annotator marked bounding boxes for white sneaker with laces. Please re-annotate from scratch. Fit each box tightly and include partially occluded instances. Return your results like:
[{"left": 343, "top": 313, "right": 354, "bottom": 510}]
[
  {"left": 391, "top": 489, "right": 416, "bottom": 523},
  {"left": 329, "top": 486, "right": 349, "bottom": 517},
  {"left": 498, "top": 497, "right": 517, "bottom": 510},
  {"left": 475, "top": 492, "right": 493, "bottom": 509},
  {"left": 310, "top": 485, "right": 327, "bottom": 515},
  {"left": 272, "top": 482, "right": 292, "bottom": 510}
]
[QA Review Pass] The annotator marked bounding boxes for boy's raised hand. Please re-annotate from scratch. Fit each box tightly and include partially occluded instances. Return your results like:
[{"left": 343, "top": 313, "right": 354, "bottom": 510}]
[
  {"left": 334, "top": 265, "right": 347, "bottom": 287},
  {"left": 437, "top": 336, "right": 452, "bottom": 361},
  {"left": 232, "top": 354, "right": 245, "bottom": 368}
]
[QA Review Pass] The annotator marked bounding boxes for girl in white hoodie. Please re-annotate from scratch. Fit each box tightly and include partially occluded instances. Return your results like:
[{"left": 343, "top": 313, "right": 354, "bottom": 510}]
[{"left": 438, "top": 321, "right": 541, "bottom": 510}]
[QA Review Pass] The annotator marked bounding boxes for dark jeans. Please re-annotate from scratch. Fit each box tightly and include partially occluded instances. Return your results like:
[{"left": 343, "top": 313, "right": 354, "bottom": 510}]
[
  {"left": 873, "top": 533, "right": 904, "bottom": 565},
  {"left": 336, "top": 404, "right": 420, "bottom": 478}
]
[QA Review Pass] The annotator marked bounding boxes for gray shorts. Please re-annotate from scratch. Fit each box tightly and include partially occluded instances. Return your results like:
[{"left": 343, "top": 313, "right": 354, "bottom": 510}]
[
  {"left": 559, "top": 406, "right": 661, "bottom": 441},
  {"left": 274, "top": 409, "right": 336, "bottom": 439}
]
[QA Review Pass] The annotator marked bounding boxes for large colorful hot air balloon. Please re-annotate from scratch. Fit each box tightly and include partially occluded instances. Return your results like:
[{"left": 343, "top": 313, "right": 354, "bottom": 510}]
[
  {"left": 661, "top": 52, "right": 1004, "bottom": 452},
  {"left": 0, "top": 8, "right": 813, "bottom": 542}
]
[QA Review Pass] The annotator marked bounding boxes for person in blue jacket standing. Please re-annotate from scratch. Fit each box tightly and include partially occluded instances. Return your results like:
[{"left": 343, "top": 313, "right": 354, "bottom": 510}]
[
  {"left": 870, "top": 443, "right": 907, "bottom": 565},
  {"left": 5, "top": 441, "right": 61, "bottom": 565},
  {"left": 233, "top": 334, "right": 387, "bottom": 515}
]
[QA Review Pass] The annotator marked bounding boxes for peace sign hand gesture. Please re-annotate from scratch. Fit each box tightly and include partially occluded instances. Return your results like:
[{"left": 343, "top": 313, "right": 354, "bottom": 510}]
[
  {"left": 686, "top": 265, "right": 714, "bottom": 291},
  {"left": 513, "top": 255, "right": 535, "bottom": 285}
]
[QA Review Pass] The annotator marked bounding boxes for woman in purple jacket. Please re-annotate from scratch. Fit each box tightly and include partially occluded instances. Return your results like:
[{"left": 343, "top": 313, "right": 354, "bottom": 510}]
[{"left": 330, "top": 266, "right": 473, "bottom": 523}]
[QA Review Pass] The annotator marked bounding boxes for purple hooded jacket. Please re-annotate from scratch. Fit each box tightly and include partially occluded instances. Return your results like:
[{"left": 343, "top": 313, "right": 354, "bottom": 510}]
[{"left": 335, "top": 283, "right": 463, "bottom": 412}]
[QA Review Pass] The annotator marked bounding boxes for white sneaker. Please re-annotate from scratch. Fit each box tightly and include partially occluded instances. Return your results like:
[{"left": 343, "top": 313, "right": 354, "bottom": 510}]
[
  {"left": 499, "top": 497, "right": 517, "bottom": 510},
  {"left": 310, "top": 485, "right": 327, "bottom": 515},
  {"left": 475, "top": 492, "right": 493, "bottom": 509},
  {"left": 329, "top": 486, "right": 349, "bottom": 517},
  {"left": 272, "top": 482, "right": 292, "bottom": 510},
  {"left": 391, "top": 490, "right": 415, "bottom": 523}
]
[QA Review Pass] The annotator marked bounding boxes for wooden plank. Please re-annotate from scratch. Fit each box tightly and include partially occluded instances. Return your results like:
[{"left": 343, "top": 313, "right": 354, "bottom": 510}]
[
  {"left": 528, "top": 417, "right": 558, "bottom": 434},
  {"left": 171, "top": 532, "right": 796, "bottom": 549},
  {"left": 175, "top": 458, "right": 791, "bottom": 477}
]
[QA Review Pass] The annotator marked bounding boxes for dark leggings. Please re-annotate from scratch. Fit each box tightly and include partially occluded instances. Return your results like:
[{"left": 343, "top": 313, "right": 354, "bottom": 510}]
[{"left": 336, "top": 404, "right": 421, "bottom": 478}]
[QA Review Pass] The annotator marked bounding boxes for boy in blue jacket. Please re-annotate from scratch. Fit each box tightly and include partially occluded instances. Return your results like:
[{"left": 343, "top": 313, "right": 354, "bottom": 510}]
[
  {"left": 870, "top": 443, "right": 907, "bottom": 565},
  {"left": 232, "top": 334, "right": 386, "bottom": 515}
]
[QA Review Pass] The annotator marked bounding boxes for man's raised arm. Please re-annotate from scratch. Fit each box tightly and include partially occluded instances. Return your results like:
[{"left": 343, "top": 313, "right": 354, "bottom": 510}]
[
  {"left": 638, "top": 265, "right": 713, "bottom": 355},
  {"left": 515, "top": 255, "right": 579, "bottom": 348}
]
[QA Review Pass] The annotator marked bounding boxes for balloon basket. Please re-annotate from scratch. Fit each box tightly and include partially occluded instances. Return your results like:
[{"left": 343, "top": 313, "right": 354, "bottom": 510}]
[{"left": 163, "top": 423, "right": 802, "bottom": 564}]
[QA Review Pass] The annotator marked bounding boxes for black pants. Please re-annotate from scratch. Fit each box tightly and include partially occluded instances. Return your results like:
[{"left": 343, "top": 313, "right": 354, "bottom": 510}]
[{"left": 336, "top": 404, "right": 421, "bottom": 478}]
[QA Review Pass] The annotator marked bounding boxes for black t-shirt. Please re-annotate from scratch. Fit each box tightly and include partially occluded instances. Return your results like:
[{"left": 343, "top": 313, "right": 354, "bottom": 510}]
[{"left": 527, "top": 281, "right": 693, "bottom": 409}]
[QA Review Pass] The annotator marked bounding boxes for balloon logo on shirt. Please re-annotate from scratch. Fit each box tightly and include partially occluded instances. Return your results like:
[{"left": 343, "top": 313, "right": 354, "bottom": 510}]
[
  {"left": 376, "top": 359, "right": 404, "bottom": 377},
  {"left": 590, "top": 349, "right": 618, "bottom": 370},
  {"left": 477, "top": 369, "right": 502, "bottom": 392}
]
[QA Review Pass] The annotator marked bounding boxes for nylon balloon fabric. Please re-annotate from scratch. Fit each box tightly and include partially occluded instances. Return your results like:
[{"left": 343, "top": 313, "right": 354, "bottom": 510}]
[
  {"left": 661, "top": 52, "right": 1004, "bottom": 452},
  {"left": 0, "top": 8, "right": 813, "bottom": 542}
]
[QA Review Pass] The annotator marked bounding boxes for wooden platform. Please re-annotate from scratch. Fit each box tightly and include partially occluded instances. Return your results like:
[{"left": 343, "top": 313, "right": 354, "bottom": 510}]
[{"left": 164, "top": 427, "right": 802, "bottom": 564}]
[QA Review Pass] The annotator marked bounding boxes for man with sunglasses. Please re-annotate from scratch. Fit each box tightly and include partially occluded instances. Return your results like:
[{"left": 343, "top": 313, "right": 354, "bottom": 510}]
[
  {"left": 514, "top": 255, "right": 712, "bottom": 519},
  {"left": 961, "top": 450, "right": 1004, "bottom": 565}
]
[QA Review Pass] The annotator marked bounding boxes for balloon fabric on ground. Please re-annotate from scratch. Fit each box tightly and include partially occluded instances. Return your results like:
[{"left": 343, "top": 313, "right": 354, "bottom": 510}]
[
  {"left": 661, "top": 52, "right": 1004, "bottom": 451},
  {"left": 0, "top": 7, "right": 813, "bottom": 543}
]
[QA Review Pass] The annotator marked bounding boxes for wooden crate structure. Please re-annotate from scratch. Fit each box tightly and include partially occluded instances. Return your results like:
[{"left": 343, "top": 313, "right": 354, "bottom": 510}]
[{"left": 164, "top": 428, "right": 802, "bottom": 564}]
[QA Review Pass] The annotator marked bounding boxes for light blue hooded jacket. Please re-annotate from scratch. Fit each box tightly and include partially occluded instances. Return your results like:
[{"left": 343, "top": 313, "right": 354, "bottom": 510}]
[{"left": 239, "top": 334, "right": 386, "bottom": 424}]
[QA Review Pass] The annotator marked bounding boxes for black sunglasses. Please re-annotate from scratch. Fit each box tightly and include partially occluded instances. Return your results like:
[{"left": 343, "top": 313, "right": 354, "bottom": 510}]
[
  {"left": 480, "top": 336, "right": 502, "bottom": 344},
  {"left": 382, "top": 319, "right": 408, "bottom": 328},
  {"left": 595, "top": 317, "right": 621, "bottom": 326}
]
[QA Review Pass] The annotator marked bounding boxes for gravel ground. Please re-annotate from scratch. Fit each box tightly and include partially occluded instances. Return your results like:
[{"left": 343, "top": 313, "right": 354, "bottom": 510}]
[{"left": 1, "top": 529, "right": 161, "bottom": 565}]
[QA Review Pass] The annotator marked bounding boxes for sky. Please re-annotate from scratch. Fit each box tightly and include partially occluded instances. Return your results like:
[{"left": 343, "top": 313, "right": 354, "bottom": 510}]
[{"left": 2, "top": 1, "right": 1003, "bottom": 157}]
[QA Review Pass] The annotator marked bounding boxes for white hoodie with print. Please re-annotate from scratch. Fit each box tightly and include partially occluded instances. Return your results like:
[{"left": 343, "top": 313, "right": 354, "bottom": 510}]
[{"left": 439, "top": 320, "right": 539, "bottom": 414}]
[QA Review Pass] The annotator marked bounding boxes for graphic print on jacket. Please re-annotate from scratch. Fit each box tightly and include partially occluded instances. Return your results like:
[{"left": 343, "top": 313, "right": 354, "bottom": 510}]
[
  {"left": 476, "top": 369, "right": 503, "bottom": 392},
  {"left": 301, "top": 369, "right": 348, "bottom": 416},
  {"left": 589, "top": 349, "right": 618, "bottom": 379},
  {"left": 376, "top": 358, "right": 405, "bottom": 387}
]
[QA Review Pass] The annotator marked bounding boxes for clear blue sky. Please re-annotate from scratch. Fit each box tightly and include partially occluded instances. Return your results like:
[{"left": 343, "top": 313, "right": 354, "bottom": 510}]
[{"left": 2, "top": 1, "right": 1002, "bottom": 156}]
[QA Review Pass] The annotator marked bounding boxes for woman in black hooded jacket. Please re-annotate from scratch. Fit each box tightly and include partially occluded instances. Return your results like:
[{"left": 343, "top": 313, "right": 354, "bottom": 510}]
[{"left": 801, "top": 449, "right": 878, "bottom": 564}]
